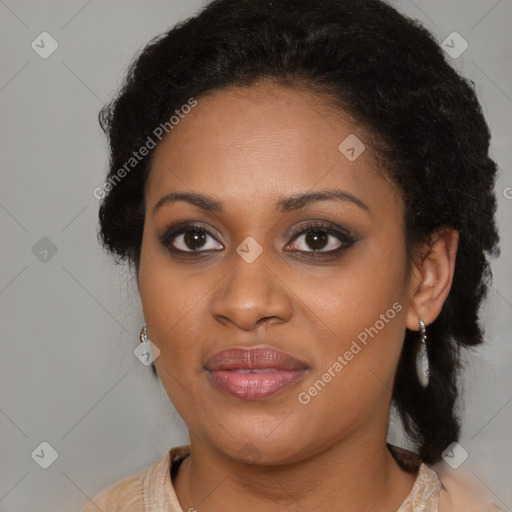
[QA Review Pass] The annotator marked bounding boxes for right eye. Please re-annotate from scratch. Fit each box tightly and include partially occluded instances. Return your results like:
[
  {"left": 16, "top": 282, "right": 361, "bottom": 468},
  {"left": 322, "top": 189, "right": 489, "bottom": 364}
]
[{"left": 160, "top": 224, "right": 224, "bottom": 253}]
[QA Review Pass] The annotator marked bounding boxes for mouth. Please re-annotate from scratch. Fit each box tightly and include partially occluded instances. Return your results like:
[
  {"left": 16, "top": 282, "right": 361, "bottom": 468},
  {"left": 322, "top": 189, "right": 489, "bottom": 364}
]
[{"left": 204, "top": 346, "right": 309, "bottom": 401}]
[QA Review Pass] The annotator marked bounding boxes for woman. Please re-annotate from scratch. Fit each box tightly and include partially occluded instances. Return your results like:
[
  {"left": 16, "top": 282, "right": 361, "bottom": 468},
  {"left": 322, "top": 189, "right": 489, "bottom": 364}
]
[{"left": 83, "top": 0, "right": 502, "bottom": 510}]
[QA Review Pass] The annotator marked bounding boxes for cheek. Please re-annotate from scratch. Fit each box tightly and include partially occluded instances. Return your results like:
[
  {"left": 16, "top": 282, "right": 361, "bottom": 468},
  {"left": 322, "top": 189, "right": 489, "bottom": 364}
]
[
  {"left": 293, "top": 306, "right": 406, "bottom": 449},
  {"left": 138, "top": 237, "right": 190, "bottom": 362},
  {"left": 294, "top": 232, "right": 408, "bottom": 341},
  {"left": 292, "top": 233, "right": 408, "bottom": 401},
  {"left": 139, "top": 230, "right": 203, "bottom": 334},
  {"left": 138, "top": 273, "right": 205, "bottom": 367},
  {"left": 139, "top": 258, "right": 207, "bottom": 423}
]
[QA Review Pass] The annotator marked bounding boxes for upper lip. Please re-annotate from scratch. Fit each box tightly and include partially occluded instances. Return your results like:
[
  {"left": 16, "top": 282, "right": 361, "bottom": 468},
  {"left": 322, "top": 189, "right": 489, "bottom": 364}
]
[{"left": 204, "top": 345, "right": 309, "bottom": 371}]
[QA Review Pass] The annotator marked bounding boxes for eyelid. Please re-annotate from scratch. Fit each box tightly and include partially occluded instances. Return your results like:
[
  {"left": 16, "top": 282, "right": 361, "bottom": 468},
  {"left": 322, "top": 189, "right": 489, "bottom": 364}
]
[{"left": 287, "top": 220, "right": 352, "bottom": 240}]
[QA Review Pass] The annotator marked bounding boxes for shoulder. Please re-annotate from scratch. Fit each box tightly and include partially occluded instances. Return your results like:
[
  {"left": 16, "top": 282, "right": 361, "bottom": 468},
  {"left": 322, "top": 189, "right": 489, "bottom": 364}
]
[
  {"left": 388, "top": 444, "right": 442, "bottom": 512},
  {"left": 397, "top": 463, "right": 442, "bottom": 512},
  {"left": 389, "top": 445, "right": 498, "bottom": 512},
  {"left": 81, "top": 465, "right": 148, "bottom": 512},
  {"left": 81, "top": 445, "right": 190, "bottom": 512}
]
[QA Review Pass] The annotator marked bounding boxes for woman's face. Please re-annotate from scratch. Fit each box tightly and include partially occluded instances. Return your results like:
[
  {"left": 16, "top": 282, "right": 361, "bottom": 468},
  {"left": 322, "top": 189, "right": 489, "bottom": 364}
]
[{"left": 138, "top": 81, "right": 413, "bottom": 464}]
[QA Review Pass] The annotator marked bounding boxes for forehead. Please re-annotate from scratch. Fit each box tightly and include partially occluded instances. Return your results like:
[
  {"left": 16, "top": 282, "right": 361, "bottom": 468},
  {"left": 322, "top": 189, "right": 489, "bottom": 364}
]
[{"left": 145, "top": 82, "right": 399, "bottom": 215}]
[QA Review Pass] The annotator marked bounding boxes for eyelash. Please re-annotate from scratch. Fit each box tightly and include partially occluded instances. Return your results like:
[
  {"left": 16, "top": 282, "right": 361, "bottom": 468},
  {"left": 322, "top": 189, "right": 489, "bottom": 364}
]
[{"left": 159, "top": 222, "right": 356, "bottom": 258}]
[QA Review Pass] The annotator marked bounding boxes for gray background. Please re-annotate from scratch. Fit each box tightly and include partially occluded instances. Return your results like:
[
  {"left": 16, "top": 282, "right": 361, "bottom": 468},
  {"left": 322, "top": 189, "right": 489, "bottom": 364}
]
[{"left": 0, "top": 1, "right": 511, "bottom": 511}]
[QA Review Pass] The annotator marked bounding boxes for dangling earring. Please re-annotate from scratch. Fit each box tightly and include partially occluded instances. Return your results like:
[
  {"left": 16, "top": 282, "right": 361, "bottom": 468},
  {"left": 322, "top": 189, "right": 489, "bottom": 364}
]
[
  {"left": 134, "top": 323, "right": 160, "bottom": 365},
  {"left": 140, "top": 323, "right": 149, "bottom": 343},
  {"left": 416, "top": 319, "right": 430, "bottom": 388}
]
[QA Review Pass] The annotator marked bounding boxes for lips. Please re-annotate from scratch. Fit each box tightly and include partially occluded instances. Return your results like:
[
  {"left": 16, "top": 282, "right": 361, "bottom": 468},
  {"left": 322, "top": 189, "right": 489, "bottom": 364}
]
[{"left": 204, "top": 346, "right": 309, "bottom": 400}]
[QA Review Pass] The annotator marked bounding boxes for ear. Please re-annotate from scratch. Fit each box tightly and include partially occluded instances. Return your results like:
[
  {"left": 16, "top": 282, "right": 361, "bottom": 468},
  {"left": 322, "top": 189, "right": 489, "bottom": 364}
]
[{"left": 405, "top": 227, "right": 459, "bottom": 331}]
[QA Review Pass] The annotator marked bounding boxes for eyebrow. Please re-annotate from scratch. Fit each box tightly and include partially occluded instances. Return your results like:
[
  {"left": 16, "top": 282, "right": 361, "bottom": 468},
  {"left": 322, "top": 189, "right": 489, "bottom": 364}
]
[{"left": 152, "top": 188, "right": 369, "bottom": 215}]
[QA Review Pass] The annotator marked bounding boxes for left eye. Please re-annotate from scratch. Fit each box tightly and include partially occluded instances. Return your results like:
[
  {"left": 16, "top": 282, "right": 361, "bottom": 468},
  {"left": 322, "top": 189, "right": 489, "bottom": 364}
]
[{"left": 287, "top": 226, "right": 351, "bottom": 253}]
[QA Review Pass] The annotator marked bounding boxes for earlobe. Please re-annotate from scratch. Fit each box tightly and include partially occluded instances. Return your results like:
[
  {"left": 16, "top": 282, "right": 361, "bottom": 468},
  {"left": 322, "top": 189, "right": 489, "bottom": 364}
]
[{"left": 405, "top": 227, "right": 459, "bottom": 330}]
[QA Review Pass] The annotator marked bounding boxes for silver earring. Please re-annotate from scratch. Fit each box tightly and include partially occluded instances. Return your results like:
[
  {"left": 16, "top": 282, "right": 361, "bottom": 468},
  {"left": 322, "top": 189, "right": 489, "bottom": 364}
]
[
  {"left": 139, "top": 323, "right": 154, "bottom": 365},
  {"left": 140, "top": 323, "right": 149, "bottom": 343},
  {"left": 416, "top": 319, "right": 430, "bottom": 388}
]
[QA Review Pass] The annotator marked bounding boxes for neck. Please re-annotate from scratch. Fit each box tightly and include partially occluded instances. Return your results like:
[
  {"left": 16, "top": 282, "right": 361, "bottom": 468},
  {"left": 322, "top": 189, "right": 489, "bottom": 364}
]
[{"left": 173, "top": 426, "right": 417, "bottom": 512}]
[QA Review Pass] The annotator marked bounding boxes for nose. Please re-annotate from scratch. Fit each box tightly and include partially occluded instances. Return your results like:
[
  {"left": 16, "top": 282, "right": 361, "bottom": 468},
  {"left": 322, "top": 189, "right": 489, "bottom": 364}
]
[{"left": 211, "top": 249, "right": 293, "bottom": 331}]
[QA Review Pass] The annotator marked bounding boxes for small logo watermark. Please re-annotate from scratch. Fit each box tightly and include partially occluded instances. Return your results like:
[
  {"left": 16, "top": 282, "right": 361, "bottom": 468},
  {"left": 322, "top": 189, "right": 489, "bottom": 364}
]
[
  {"left": 31, "top": 441, "right": 59, "bottom": 469},
  {"left": 236, "top": 236, "right": 263, "bottom": 263},
  {"left": 442, "top": 442, "right": 469, "bottom": 469},
  {"left": 31, "top": 32, "right": 59, "bottom": 59},
  {"left": 134, "top": 339, "right": 161, "bottom": 366},
  {"left": 32, "top": 237, "right": 58, "bottom": 263},
  {"left": 237, "top": 442, "right": 263, "bottom": 464},
  {"left": 441, "top": 32, "right": 468, "bottom": 59},
  {"left": 338, "top": 134, "right": 366, "bottom": 161}
]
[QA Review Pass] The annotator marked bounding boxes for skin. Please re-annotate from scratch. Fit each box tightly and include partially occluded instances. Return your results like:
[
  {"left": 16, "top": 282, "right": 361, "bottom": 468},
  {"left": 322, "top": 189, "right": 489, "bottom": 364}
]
[
  {"left": 439, "top": 472, "right": 504, "bottom": 511},
  {"left": 137, "top": 80, "right": 459, "bottom": 512}
]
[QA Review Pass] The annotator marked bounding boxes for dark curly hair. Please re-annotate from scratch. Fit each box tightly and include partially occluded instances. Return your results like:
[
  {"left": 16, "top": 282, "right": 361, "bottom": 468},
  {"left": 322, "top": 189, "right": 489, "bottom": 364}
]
[{"left": 97, "top": 0, "right": 500, "bottom": 464}]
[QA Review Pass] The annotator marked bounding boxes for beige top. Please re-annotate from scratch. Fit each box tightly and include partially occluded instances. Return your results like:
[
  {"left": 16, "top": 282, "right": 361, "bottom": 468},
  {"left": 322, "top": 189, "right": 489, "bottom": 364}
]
[{"left": 81, "top": 444, "right": 441, "bottom": 512}]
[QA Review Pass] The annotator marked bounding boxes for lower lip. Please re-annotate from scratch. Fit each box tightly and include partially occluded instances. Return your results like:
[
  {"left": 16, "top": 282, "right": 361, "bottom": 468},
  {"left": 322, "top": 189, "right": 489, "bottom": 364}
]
[{"left": 207, "top": 369, "right": 307, "bottom": 400}]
